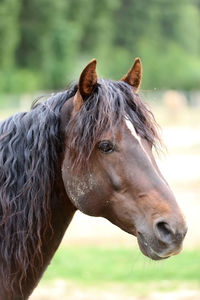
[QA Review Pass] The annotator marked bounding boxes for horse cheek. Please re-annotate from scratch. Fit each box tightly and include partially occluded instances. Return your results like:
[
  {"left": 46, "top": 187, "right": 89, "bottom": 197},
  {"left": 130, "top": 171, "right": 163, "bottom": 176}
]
[{"left": 62, "top": 173, "right": 104, "bottom": 216}]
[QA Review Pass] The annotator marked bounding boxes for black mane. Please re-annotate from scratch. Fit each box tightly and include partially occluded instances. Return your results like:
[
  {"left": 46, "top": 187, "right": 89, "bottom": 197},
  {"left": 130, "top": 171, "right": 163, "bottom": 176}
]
[{"left": 0, "top": 86, "right": 76, "bottom": 293}]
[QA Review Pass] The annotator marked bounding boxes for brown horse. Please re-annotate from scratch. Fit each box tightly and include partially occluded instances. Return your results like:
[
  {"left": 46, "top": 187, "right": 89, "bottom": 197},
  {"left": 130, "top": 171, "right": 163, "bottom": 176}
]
[{"left": 0, "top": 58, "right": 187, "bottom": 299}]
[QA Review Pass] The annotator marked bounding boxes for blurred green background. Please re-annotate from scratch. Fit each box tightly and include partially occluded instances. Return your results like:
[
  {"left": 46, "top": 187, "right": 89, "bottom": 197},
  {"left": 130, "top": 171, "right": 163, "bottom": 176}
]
[
  {"left": 0, "top": 0, "right": 200, "bottom": 95},
  {"left": 0, "top": 0, "right": 200, "bottom": 300}
]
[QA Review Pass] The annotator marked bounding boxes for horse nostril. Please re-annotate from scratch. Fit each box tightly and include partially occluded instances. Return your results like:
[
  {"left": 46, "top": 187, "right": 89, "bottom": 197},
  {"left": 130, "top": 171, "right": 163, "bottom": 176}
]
[
  {"left": 154, "top": 220, "right": 174, "bottom": 244},
  {"left": 157, "top": 221, "right": 172, "bottom": 235}
]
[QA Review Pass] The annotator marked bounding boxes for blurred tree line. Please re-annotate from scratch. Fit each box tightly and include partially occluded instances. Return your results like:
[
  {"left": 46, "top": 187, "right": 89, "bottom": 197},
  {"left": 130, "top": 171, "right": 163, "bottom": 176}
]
[{"left": 0, "top": 0, "right": 200, "bottom": 93}]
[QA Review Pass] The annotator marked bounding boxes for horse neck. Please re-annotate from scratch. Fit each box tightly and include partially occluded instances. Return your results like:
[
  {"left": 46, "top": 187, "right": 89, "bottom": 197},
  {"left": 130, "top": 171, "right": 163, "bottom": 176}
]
[
  {"left": 3, "top": 177, "right": 75, "bottom": 300},
  {"left": 0, "top": 110, "right": 76, "bottom": 300},
  {"left": 23, "top": 157, "right": 77, "bottom": 299},
  {"left": 23, "top": 102, "right": 78, "bottom": 299}
]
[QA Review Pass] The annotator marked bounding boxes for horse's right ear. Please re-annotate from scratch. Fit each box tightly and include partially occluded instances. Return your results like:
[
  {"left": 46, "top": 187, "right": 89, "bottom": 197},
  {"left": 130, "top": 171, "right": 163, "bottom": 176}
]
[{"left": 74, "top": 59, "right": 97, "bottom": 111}]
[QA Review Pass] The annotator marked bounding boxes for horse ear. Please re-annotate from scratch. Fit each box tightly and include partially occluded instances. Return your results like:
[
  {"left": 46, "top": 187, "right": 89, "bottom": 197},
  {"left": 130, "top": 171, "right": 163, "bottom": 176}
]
[
  {"left": 74, "top": 59, "right": 97, "bottom": 111},
  {"left": 121, "top": 58, "right": 142, "bottom": 92}
]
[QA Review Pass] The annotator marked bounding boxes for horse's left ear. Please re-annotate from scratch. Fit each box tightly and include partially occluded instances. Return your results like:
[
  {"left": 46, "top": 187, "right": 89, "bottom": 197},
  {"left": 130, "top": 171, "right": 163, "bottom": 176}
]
[
  {"left": 74, "top": 59, "right": 97, "bottom": 111},
  {"left": 121, "top": 58, "right": 142, "bottom": 92}
]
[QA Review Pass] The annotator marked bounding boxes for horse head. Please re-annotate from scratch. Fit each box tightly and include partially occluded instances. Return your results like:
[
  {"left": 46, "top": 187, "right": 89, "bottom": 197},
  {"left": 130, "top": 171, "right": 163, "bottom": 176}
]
[{"left": 61, "top": 59, "right": 187, "bottom": 260}]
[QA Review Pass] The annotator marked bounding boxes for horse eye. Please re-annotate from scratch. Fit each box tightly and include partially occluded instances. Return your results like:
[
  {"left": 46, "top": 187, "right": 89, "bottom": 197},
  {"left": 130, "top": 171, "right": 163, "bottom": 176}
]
[{"left": 98, "top": 140, "right": 114, "bottom": 154}]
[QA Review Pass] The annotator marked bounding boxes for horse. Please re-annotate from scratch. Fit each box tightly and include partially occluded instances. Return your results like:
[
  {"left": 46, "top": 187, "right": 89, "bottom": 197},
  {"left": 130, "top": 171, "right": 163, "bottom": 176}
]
[{"left": 0, "top": 58, "right": 187, "bottom": 299}]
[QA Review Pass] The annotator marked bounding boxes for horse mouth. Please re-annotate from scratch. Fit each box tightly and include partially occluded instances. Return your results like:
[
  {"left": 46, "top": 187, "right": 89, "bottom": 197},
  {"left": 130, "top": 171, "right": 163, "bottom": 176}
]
[{"left": 137, "top": 232, "right": 170, "bottom": 261}]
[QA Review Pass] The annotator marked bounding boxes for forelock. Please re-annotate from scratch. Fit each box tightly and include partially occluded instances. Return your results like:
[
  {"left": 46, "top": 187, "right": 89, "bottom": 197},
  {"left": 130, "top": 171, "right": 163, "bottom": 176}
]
[{"left": 66, "top": 79, "right": 161, "bottom": 170}]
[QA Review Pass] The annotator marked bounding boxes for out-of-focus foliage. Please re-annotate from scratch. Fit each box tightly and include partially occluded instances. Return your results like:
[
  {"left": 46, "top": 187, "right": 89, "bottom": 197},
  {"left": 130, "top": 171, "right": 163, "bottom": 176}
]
[{"left": 0, "top": 0, "right": 200, "bottom": 93}]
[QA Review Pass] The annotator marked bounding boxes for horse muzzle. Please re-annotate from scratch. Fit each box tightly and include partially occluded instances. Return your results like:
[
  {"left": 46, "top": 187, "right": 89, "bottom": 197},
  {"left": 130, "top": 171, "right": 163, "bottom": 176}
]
[{"left": 136, "top": 218, "right": 187, "bottom": 260}]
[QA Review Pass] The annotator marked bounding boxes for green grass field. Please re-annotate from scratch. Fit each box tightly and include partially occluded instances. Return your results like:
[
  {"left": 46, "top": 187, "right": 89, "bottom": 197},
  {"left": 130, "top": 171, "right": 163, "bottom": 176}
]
[{"left": 42, "top": 246, "right": 200, "bottom": 289}]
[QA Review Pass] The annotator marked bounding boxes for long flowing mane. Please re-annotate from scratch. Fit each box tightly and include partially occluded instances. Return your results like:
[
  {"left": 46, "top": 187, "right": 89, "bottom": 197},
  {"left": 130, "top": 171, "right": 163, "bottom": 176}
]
[
  {"left": 0, "top": 79, "right": 161, "bottom": 296},
  {"left": 0, "top": 87, "right": 77, "bottom": 294}
]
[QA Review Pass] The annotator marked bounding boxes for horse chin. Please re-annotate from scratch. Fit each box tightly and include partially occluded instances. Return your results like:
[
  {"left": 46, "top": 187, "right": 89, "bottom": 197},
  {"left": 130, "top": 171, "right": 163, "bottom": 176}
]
[{"left": 136, "top": 232, "right": 170, "bottom": 261}]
